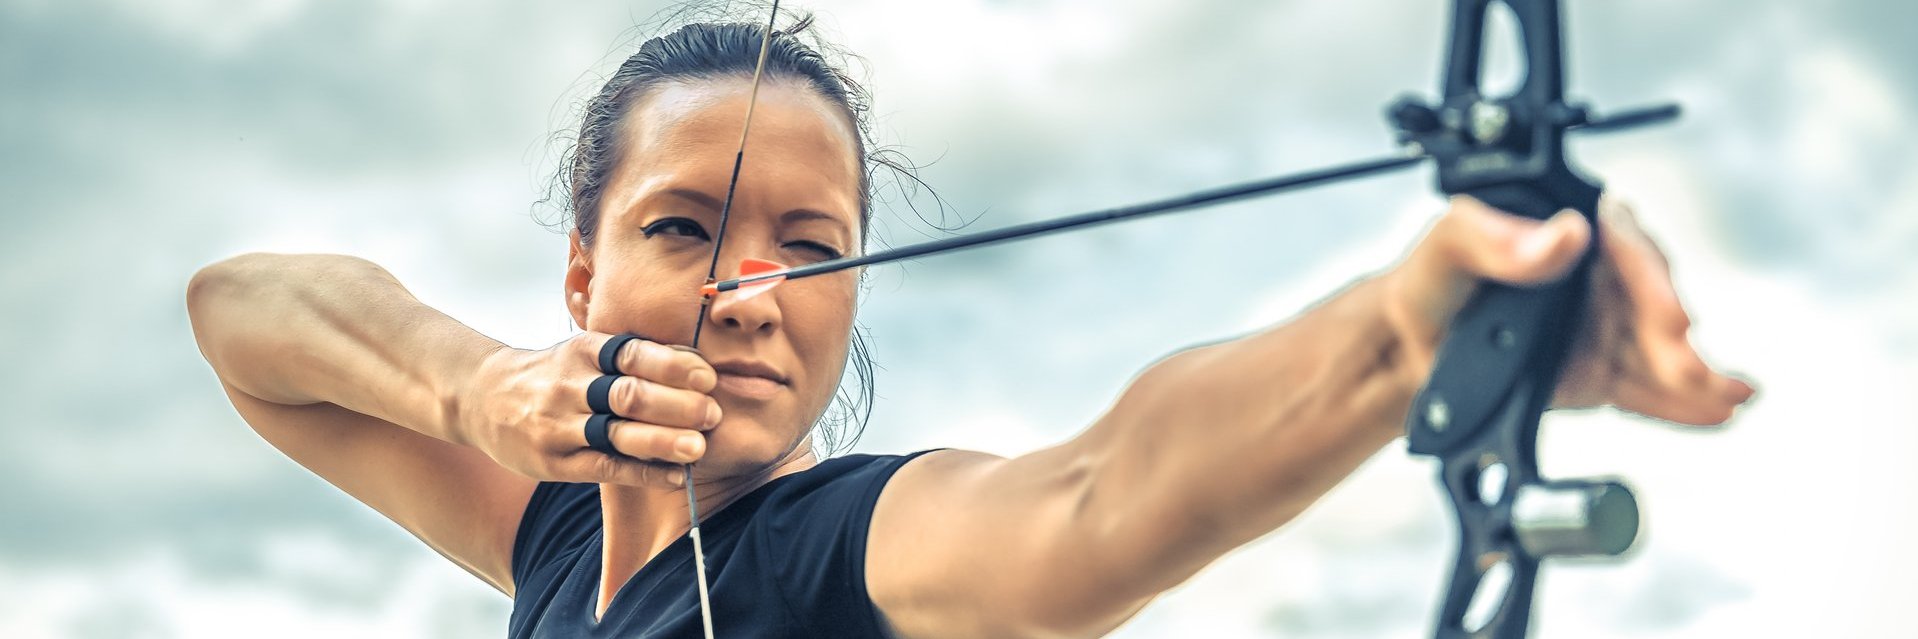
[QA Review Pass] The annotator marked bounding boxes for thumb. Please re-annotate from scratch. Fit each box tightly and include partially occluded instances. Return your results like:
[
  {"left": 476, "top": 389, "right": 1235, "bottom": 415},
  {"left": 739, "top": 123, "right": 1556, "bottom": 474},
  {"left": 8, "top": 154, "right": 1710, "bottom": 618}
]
[
  {"left": 1448, "top": 197, "right": 1593, "bottom": 286},
  {"left": 1382, "top": 197, "right": 1594, "bottom": 373}
]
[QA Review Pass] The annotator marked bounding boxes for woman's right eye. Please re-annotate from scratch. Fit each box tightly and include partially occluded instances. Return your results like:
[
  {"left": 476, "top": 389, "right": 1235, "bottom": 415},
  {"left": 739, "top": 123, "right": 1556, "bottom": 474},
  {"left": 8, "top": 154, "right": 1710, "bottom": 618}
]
[{"left": 641, "top": 217, "right": 711, "bottom": 241}]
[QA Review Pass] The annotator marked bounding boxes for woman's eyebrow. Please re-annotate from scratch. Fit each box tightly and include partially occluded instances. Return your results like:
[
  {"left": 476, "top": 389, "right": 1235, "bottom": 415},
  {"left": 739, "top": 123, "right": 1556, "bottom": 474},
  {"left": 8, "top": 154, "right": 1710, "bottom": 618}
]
[
  {"left": 780, "top": 208, "right": 849, "bottom": 227},
  {"left": 782, "top": 208, "right": 854, "bottom": 246},
  {"left": 661, "top": 187, "right": 724, "bottom": 212}
]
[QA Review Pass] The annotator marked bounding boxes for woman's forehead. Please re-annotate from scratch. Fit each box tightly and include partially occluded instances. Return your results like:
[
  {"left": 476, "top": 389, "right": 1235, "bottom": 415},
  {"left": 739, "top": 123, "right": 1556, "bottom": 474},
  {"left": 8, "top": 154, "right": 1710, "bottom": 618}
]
[{"left": 607, "top": 78, "right": 862, "bottom": 224}]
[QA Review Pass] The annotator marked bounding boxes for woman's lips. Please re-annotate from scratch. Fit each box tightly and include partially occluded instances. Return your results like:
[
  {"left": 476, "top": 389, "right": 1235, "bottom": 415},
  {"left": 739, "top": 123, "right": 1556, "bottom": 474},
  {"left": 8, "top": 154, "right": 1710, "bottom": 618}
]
[{"left": 715, "top": 373, "right": 784, "bottom": 401}]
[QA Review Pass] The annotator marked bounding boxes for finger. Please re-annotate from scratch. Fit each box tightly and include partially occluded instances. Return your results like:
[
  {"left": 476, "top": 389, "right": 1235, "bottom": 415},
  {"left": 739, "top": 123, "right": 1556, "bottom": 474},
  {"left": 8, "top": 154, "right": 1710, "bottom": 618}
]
[
  {"left": 609, "top": 338, "right": 717, "bottom": 392},
  {"left": 592, "top": 375, "right": 721, "bottom": 430},
  {"left": 1600, "top": 204, "right": 1690, "bottom": 339},
  {"left": 1597, "top": 208, "right": 1714, "bottom": 396},
  {"left": 562, "top": 415, "right": 707, "bottom": 464},
  {"left": 1599, "top": 197, "right": 1671, "bottom": 273},
  {"left": 1610, "top": 369, "right": 1755, "bottom": 427},
  {"left": 609, "top": 420, "right": 707, "bottom": 464},
  {"left": 558, "top": 450, "right": 687, "bottom": 488},
  {"left": 1426, "top": 196, "right": 1593, "bottom": 287}
]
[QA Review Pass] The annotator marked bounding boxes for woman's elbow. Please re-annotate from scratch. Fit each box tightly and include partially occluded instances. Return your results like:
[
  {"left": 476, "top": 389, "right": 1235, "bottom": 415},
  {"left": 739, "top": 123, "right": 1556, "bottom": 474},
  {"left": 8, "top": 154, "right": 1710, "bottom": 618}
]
[{"left": 186, "top": 253, "right": 281, "bottom": 377}]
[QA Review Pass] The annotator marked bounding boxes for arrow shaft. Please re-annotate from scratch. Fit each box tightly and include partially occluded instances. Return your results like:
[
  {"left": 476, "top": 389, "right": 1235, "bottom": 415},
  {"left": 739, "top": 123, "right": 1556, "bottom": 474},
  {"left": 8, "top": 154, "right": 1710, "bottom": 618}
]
[
  {"left": 720, "top": 152, "right": 1424, "bottom": 290},
  {"left": 712, "top": 103, "right": 1678, "bottom": 293}
]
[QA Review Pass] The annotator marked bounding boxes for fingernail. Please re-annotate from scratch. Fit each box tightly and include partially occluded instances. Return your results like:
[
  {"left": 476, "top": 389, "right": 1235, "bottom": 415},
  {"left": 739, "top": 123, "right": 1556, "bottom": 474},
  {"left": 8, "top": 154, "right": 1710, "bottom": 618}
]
[
  {"left": 665, "top": 468, "right": 686, "bottom": 487},
  {"left": 706, "top": 403, "right": 722, "bottom": 428},
  {"left": 677, "top": 434, "right": 703, "bottom": 458}
]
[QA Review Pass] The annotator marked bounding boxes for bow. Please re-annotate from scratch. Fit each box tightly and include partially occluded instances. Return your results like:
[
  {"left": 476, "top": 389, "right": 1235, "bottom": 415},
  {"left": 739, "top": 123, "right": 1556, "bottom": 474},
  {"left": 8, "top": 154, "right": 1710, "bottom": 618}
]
[{"left": 696, "top": 1, "right": 1674, "bottom": 636}]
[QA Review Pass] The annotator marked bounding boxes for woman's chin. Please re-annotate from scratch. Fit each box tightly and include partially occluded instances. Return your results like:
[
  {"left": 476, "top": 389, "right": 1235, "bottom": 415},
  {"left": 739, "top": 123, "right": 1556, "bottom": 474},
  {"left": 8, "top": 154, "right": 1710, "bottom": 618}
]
[{"left": 694, "top": 419, "right": 807, "bottom": 479}]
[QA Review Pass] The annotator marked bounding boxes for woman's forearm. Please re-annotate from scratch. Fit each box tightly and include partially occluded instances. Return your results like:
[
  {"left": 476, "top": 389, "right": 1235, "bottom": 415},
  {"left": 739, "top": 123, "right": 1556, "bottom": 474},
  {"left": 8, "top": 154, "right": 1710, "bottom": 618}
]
[
  {"left": 1089, "top": 274, "right": 1418, "bottom": 571},
  {"left": 186, "top": 252, "right": 504, "bottom": 444}
]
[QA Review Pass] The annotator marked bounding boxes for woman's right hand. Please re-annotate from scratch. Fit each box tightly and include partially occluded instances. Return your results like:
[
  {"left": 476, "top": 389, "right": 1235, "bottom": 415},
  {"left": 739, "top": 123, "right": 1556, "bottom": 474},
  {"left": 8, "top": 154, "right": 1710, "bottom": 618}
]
[{"left": 457, "top": 333, "right": 721, "bottom": 487}]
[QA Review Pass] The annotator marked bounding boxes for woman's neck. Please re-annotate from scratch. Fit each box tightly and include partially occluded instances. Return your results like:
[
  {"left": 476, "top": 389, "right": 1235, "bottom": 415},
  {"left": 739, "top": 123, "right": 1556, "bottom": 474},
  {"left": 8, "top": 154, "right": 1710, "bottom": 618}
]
[{"left": 593, "top": 445, "right": 819, "bottom": 622}]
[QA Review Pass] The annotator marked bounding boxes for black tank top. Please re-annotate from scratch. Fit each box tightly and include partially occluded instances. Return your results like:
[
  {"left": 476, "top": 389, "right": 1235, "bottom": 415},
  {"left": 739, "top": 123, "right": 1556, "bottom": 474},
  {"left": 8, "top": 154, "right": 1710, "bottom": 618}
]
[{"left": 507, "top": 451, "right": 934, "bottom": 638}]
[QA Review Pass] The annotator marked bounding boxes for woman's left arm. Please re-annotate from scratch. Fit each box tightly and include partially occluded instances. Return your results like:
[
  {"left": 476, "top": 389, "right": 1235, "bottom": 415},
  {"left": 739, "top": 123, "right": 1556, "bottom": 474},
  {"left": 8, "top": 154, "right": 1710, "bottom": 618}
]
[{"left": 866, "top": 196, "right": 1755, "bottom": 639}]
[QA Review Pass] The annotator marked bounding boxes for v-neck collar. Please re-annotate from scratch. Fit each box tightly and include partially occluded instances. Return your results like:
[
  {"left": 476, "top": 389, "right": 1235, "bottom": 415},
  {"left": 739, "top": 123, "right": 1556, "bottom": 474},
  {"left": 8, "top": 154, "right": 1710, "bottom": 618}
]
[{"left": 579, "top": 474, "right": 790, "bottom": 630}]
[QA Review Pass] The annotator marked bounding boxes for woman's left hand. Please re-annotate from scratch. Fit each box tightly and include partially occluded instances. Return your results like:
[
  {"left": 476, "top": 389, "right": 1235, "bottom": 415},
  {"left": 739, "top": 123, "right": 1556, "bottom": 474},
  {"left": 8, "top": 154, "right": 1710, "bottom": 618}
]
[{"left": 1380, "top": 195, "right": 1756, "bottom": 426}]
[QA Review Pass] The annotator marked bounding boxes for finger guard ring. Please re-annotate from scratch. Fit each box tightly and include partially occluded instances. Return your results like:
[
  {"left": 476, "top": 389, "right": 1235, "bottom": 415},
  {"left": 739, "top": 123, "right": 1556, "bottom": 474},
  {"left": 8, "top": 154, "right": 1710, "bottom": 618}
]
[
  {"left": 598, "top": 334, "right": 641, "bottom": 375},
  {"left": 586, "top": 374, "right": 620, "bottom": 415},
  {"left": 584, "top": 413, "right": 619, "bottom": 456}
]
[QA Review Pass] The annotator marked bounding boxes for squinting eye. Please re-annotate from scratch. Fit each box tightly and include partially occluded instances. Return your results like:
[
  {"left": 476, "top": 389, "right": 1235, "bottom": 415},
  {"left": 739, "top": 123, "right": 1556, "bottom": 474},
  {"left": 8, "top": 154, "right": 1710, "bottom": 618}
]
[
  {"left": 641, "top": 217, "right": 711, "bottom": 240},
  {"left": 787, "top": 241, "right": 843, "bottom": 260}
]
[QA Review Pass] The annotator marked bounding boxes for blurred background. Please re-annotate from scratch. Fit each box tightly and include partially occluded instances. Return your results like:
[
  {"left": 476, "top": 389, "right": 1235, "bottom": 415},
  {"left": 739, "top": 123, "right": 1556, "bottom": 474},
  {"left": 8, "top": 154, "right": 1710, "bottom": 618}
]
[{"left": 2, "top": 0, "right": 1913, "bottom": 636}]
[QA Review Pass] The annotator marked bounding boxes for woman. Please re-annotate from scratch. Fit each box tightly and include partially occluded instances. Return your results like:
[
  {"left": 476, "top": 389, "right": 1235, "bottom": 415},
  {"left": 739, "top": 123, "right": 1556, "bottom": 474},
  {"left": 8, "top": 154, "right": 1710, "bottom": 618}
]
[{"left": 185, "top": 13, "right": 1754, "bottom": 639}]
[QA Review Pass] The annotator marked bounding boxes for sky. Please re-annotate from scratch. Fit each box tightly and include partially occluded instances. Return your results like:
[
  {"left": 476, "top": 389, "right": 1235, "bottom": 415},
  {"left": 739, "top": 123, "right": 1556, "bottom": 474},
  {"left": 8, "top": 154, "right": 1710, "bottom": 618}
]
[{"left": 1, "top": 0, "right": 1914, "bottom": 637}]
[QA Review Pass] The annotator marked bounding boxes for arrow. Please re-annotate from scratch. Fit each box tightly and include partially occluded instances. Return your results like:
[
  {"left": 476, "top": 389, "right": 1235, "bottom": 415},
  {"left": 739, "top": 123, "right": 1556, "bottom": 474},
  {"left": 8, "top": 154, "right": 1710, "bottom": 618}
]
[{"left": 700, "top": 103, "right": 1677, "bottom": 299}]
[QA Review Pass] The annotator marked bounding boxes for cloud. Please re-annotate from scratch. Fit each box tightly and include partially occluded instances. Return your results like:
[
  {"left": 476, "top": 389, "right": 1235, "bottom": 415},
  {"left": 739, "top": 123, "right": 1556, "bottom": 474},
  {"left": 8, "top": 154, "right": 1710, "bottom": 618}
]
[{"left": 3, "top": 0, "right": 1912, "bottom": 635}]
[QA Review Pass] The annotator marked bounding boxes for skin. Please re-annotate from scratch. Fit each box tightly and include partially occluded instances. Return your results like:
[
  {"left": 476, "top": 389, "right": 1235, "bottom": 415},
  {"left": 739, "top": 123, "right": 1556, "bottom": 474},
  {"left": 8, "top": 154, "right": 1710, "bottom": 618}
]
[
  {"left": 186, "top": 77, "right": 1754, "bottom": 637},
  {"left": 558, "top": 77, "right": 865, "bottom": 619}
]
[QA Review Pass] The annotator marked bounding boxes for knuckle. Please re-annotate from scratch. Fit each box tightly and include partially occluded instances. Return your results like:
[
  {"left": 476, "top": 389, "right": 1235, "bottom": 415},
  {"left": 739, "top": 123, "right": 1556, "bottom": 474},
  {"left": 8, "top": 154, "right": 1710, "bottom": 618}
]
[
  {"left": 575, "top": 333, "right": 603, "bottom": 359},
  {"left": 626, "top": 339, "right": 656, "bottom": 378},
  {"left": 614, "top": 424, "right": 662, "bottom": 460},
  {"left": 616, "top": 463, "right": 656, "bottom": 487},
  {"left": 540, "top": 377, "right": 569, "bottom": 405},
  {"left": 677, "top": 351, "right": 708, "bottom": 382},
  {"left": 591, "top": 454, "right": 625, "bottom": 482},
  {"left": 621, "top": 378, "right": 650, "bottom": 415}
]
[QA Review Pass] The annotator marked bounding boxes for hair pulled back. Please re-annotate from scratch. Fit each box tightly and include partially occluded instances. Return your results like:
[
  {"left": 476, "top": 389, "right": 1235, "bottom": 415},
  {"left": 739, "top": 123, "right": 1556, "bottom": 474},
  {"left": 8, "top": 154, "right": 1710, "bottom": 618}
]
[{"left": 548, "top": 7, "right": 891, "bottom": 454}]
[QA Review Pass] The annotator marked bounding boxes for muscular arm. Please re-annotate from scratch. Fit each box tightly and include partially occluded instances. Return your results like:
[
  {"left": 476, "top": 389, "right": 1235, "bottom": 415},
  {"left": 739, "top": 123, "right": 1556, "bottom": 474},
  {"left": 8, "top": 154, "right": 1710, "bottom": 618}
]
[
  {"left": 870, "top": 196, "right": 1752, "bottom": 637},
  {"left": 868, "top": 275, "right": 1416, "bottom": 638},
  {"left": 187, "top": 253, "right": 533, "bottom": 594}
]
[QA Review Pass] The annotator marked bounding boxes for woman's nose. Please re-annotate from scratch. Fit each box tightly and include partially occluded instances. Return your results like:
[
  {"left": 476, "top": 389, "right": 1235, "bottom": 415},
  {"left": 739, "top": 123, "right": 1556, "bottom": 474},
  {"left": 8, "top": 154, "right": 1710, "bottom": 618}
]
[{"left": 706, "top": 261, "right": 784, "bottom": 335}]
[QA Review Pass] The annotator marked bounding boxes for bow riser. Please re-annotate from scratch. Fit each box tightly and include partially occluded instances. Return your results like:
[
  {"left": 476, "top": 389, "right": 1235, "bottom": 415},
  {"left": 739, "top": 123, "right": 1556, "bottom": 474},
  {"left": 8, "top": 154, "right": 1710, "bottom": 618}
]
[{"left": 1393, "top": 1, "right": 1655, "bottom": 637}]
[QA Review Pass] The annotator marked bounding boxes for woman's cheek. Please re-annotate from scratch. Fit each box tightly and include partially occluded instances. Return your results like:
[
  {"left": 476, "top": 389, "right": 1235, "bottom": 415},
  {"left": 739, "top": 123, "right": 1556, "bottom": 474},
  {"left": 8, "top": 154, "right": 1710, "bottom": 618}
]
[{"left": 795, "top": 289, "right": 856, "bottom": 403}]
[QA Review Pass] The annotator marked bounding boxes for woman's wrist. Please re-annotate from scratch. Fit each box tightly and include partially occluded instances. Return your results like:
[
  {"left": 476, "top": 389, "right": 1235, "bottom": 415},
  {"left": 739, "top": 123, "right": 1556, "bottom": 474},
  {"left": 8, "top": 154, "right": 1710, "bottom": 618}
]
[
  {"left": 429, "top": 336, "right": 513, "bottom": 448},
  {"left": 1372, "top": 266, "right": 1447, "bottom": 399},
  {"left": 1353, "top": 273, "right": 1430, "bottom": 439}
]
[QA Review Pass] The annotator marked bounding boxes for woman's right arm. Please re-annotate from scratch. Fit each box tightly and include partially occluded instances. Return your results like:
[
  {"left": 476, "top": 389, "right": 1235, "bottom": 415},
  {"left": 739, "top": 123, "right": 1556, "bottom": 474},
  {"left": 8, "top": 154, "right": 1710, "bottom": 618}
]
[
  {"left": 185, "top": 253, "right": 717, "bottom": 596},
  {"left": 188, "top": 252, "right": 535, "bottom": 595}
]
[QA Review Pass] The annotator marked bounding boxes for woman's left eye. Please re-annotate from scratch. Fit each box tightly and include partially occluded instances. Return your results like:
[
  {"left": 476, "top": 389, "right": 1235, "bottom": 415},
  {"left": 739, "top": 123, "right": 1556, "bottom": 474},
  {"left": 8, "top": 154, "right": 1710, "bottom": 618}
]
[{"left": 786, "top": 241, "right": 842, "bottom": 260}]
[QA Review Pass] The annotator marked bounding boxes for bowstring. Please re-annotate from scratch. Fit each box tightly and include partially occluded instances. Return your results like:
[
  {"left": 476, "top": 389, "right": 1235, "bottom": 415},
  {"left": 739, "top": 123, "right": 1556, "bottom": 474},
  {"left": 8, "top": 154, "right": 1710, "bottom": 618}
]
[{"left": 685, "top": 3, "right": 781, "bottom": 638}]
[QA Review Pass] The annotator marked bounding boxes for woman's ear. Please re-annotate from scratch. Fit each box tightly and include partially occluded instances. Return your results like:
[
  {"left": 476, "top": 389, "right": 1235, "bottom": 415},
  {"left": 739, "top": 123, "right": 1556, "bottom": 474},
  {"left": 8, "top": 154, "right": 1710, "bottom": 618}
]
[{"left": 564, "top": 229, "right": 592, "bottom": 331}]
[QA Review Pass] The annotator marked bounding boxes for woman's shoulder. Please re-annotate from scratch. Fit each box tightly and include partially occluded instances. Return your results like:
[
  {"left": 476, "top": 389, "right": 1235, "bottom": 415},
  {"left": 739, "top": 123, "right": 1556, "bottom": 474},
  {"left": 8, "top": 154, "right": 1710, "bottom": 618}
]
[
  {"left": 776, "top": 450, "right": 938, "bottom": 492},
  {"left": 732, "top": 450, "right": 942, "bottom": 633},
  {"left": 751, "top": 450, "right": 942, "bottom": 522}
]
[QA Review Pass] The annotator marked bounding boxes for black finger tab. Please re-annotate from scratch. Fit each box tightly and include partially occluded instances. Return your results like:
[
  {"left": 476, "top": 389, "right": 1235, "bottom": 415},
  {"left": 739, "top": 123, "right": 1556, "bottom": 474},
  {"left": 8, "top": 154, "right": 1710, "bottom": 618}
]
[
  {"left": 586, "top": 374, "right": 621, "bottom": 415},
  {"left": 598, "top": 333, "right": 641, "bottom": 375},
  {"left": 584, "top": 413, "right": 619, "bottom": 456}
]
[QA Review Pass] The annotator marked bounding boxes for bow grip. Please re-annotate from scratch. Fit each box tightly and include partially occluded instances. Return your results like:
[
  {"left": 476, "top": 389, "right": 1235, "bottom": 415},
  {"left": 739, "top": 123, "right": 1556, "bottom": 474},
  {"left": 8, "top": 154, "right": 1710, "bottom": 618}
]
[{"left": 1406, "top": 181, "right": 1599, "bottom": 455}]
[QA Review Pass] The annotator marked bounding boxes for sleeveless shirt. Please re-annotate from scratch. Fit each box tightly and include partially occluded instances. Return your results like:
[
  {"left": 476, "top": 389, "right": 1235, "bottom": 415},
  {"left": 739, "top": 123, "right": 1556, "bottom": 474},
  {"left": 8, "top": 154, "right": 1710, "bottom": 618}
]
[{"left": 507, "top": 451, "right": 934, "bottom": 638}]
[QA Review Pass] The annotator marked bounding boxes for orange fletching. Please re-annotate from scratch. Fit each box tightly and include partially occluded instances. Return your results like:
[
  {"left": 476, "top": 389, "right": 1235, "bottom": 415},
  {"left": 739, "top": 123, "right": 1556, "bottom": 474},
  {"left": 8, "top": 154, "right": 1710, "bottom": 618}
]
[
  {"left": 701, "top": 258, "right": 790, "bottom": 301},
  {"left": 740, "top": 258, "right": 786, "bottom": 276},
  {"left": 733, "top": 258, "right": 788, "bottom": 301}
]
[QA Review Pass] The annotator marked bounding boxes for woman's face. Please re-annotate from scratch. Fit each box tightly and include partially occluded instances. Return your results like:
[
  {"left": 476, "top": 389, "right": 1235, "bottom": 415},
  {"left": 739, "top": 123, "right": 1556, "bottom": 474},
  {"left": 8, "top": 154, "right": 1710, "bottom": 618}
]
[{"left": 565, "top": 77, "right": 863, "bottom": 478}]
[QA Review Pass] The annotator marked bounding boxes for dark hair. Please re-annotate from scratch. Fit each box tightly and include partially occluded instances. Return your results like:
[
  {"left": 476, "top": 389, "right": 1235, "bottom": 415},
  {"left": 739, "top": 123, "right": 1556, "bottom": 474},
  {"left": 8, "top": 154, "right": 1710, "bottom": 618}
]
[{"left": 547, "top": 9, "right": 899, "bottom": 455}]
